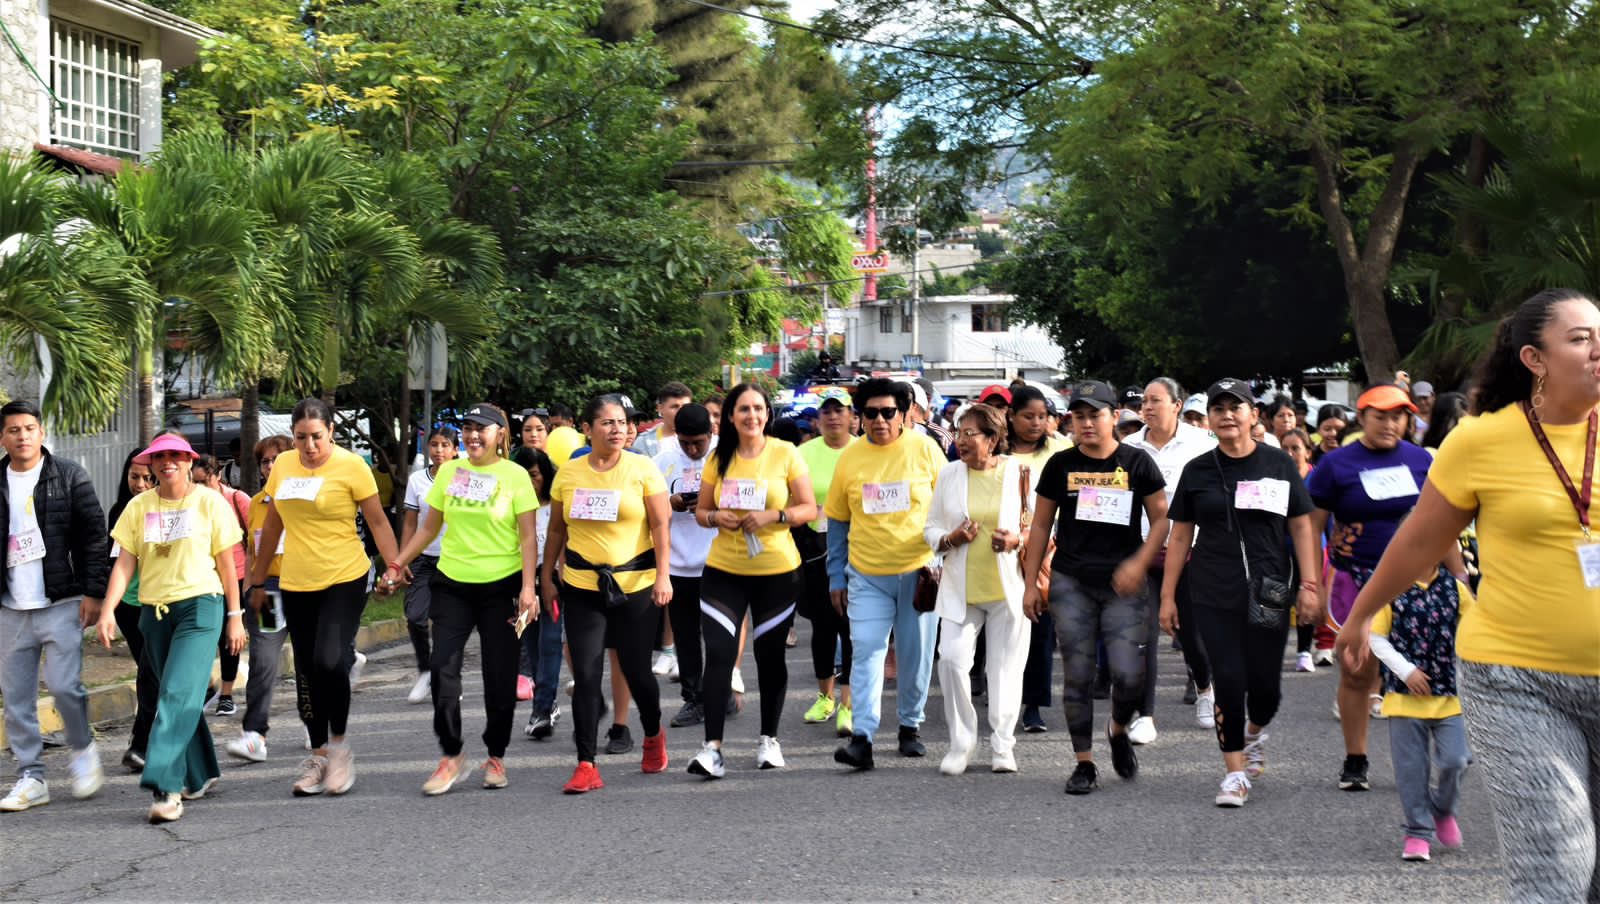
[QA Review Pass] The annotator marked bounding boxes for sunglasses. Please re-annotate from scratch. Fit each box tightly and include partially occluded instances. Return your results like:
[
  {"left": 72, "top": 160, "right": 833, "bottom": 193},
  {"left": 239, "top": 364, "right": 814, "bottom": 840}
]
[{"left": 859, "top": 406, "right": 902, "bottom": 421}]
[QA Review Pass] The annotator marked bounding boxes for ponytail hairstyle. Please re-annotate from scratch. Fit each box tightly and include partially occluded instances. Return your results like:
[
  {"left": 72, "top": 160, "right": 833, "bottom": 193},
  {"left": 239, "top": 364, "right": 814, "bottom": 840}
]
[
  {"left": 480, "top": 404, "right": 512, "bottom": 460},
  {"left": 291, "top": 398, "right": 336, "bottom": 431},
  {"left": 712, "top": 382, "right": 773, "bottom": 479},
  {"left": 1471, "top": 288, "right": 1595, "bottom": 414}
]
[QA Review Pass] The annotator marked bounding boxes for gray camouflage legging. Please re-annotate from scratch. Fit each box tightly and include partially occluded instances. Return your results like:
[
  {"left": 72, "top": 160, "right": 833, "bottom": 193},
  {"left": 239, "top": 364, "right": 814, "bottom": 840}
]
[
  {"left": 1049, "top": 572, "right": 1150, "bottom": 754},
  {"left": 1459, "top": 660, "right": 1600, "bottom": 903}
]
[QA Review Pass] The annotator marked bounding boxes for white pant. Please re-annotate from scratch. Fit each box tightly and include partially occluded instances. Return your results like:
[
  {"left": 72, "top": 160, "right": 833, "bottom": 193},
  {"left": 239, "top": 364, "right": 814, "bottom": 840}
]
[{"left": 937, "top": 599, "right": 1028, "bottom": 757}]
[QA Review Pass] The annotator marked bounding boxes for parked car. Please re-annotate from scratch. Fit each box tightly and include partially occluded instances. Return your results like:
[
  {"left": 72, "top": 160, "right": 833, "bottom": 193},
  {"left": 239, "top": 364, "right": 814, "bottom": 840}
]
[{"left": 164, "top": 400, "right": 291, "bottom": 460}]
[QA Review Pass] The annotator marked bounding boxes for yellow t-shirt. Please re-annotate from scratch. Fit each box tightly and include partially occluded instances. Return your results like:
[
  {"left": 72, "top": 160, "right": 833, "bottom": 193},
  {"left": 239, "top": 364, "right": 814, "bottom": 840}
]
[
  {"left": 1012, "top": 435, "right": 1070, "bottom": 500},
  {"left": 546, "top": 427, "right": 585, "bottom": 470},
  {"left": 1428, "top": 405, "right": 1600, "bottom": 676},
  {"left": 824, "top": 429, "right": 945, "bottom": 575},
  {"left": 550, "top": 451, "right": 667, "bottom": 594},
  {"left": 704, "top": 439, "right": 807, "bottom": 576},
  {"left": 248, "top": 490, "right": 282, "bottom": 578},
  {"left": 263, "top": 447, "right": 379, "bottom": 592},
  {"left": 1373, "top": 590, "right": 1469, "bottom": 719},
  {"left": 965, "top": 465, "right": 1005, "bottom": 604},
  {"left": 111, "top": 487, "right": 242, "bottom": 606}
]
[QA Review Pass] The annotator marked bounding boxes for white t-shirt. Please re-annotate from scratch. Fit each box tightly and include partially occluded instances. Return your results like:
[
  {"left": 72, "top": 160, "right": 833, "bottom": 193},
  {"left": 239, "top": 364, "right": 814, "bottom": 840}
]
[
  {"left": 403, "top": 466, "right": 446, "bottom": 558},
  {"left": 653, "top": 447, "right": 716, "bottom": 577},
  {"left": 1125, "top": 421, "right": 1218, "bottom": 542},
  {"left": 535, "top": 505, "right": 551, "bottom": 568},
  {"left": 4, "top": 461, "right": 49, "bottom": 609}
]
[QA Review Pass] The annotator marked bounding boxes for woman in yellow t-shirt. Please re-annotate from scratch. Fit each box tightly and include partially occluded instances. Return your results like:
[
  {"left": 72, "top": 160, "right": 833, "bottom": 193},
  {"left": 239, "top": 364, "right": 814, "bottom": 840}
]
[
  {"left": 542, "top": 394, "right": 673, "bottom": 794},
  {"left": 1336, "top": 289, "right": 1600, "bottom": 901},
  {"left": 221, "top": 434, "right": 292, "bottom": 766},
  {"left": 96, "top": 433, "right": 244, "bottom": 824},
  {"left": 687, "top": 384, "right": 816, "bottom": 778},
  {"left": 247, "top": 399, "right": 401, "bottom": 800}
]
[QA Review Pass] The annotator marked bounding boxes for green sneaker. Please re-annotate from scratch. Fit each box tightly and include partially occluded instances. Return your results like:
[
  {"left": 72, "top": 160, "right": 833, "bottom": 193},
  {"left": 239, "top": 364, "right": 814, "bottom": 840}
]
[
  {"left": 835, "top": 703, "right": 853, "bottom": 738},
  {"left": 804, "top": 693, "right": 836, "bottom": 724}
]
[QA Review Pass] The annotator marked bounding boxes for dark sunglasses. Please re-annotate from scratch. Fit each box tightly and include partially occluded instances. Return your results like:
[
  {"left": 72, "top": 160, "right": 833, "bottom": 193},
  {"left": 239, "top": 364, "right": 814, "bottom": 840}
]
[{"left": 859, "top": 406, "right": 902, "bottom": 421}]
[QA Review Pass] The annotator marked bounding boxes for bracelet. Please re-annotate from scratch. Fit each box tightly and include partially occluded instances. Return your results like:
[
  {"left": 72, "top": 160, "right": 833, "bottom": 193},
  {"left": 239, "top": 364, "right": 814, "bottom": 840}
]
[
  {"left": 387, "top": 561, "right": 405, "bottom": 574},
  {"left": 248, "top": 583, "right": 265, "bottom": 592},
  {"left": 225, "top": 610, "right": 244, "bottom": 618}
]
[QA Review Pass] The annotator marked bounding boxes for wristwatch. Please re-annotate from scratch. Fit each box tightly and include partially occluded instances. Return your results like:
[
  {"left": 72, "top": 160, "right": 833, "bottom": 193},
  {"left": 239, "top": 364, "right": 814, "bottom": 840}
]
[{"left": 777, "top": 510, "right": 788, "bottom": 525}]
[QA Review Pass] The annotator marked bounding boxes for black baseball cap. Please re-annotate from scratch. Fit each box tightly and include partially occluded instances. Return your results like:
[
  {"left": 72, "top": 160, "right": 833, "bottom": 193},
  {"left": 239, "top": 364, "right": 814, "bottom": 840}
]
[
  {"left": 1121, "top": 385, "right": 1144, "bottom": 407},
  {"left": 462, "top": 404, "right": 507, "bottom": 428},
  {"left": 1206, "top": 379, "right": 1253, "bottom": 407},
  {"left": 1068, "top": 380, "right": 1117, "bottom": 411}
]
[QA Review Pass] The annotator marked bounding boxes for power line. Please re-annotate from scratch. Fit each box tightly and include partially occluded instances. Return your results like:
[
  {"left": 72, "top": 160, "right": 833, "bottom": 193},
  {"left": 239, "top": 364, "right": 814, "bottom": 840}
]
[
  {"left": 698, "top": 248, "right": 1051, "bottom": 299},
  {"left": 674, "top": 0, "right": 1069, "bottom": 70}
]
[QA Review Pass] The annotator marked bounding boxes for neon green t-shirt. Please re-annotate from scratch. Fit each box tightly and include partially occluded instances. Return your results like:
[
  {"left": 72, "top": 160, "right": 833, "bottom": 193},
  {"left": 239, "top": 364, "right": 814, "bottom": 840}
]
[
  {"left": 426, "top": 458, "right": 539, "bottom": 583},
  {"left": 797, "top": 436, "right": 853, "bottom": 534}
]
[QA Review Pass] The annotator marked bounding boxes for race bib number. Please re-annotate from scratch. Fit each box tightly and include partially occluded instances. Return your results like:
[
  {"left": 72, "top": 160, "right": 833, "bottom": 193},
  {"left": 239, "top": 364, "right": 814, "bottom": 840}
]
[
  {"left": 1235, "top": 478, "right": 1291, "bottom": 517},
  {"left": 1075, "top": 487, "right": 1134, "bottom": 525},
  {"left": 6, "top": 527, "right": 45, "bottom": 568},
  {"left": 1358, "top": 465, "right": 1419, "bottom": 501},
  {"left": 676, "top": 468, "right": 703, "bottom": 495},
  {"left": 718, "top": 478, "right": 767, "bottom": 511},
  {"left": 446, "top": 469, "right": 497, "bottom": 503},
  {"left": 143, "top": 510, "right": 194, "bottom": 545},
  {"left": 862, "top": 481, "right": 911, "bottom": 515},
  {"left": 1577, "top": 541, "right": 1600, "bottom": 590},
  {"left": 275, "top": 477, "right": 325, "bottom": 502},
  {"left": 253, "top": 529, "right": 285, "bottom": 556},
  {"left": 569, "top": 488, "right": 620, "bottom": 522}
]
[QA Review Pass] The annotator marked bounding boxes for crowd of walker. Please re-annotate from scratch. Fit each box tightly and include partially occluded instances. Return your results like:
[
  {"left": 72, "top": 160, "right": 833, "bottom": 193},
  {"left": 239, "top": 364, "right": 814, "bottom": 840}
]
[{"left": 1, "top": 289, "right": 1597, "bottom": 901}]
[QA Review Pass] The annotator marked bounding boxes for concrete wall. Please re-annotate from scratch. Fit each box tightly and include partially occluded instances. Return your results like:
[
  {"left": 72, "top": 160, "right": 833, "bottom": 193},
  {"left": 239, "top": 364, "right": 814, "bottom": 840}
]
[{"left": 0, "top": 0, "right": 50, "bottom": 155}]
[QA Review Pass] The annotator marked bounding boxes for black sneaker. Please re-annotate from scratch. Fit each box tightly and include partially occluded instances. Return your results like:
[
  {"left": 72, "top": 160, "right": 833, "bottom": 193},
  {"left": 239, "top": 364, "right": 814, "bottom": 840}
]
[
  {"left": 670, "top": 701, "right": 705, "bottom": 728},
  {"left": 1339, "top": 755, "right": 1370, "bottom": 791},
  {"left": 604, "top": 724, "right": 634, "bottom": 755},
  {"left": 1064, "top": 761, "right": 1099, "bottom": 795},
  {"left": 1108, "top": 726, "right": 1138, "bottom": 779},
  {"left": 1022, "top": 706, "right": 1048, "bottom": 733},
  {"left": 526, "top": 706, "right": 559, "bottom": 741},
  {"left": 1182, "top": 678, "right": 1198, "bottom": 705},
  {"left": 897, "top": 726, "right": 926, "bottom": 757},
  {"left": 214, "top": 695, "right": 237, "bottom": 716},
  {"left": 122, "top": 748, "right": 145, "bottom": 771},
  {"left": 834, "top": 735, "right": 874, "bottom": 771}
]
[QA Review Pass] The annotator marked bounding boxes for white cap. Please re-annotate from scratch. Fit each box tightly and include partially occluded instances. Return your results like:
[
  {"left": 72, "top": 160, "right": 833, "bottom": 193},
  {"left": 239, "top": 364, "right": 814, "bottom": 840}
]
[
  {"left": 903, "top": 381, "right": 929, "bottom": 413},
  {"left": 1182, "top": 393, "right": 1207, "bottom": 416}
]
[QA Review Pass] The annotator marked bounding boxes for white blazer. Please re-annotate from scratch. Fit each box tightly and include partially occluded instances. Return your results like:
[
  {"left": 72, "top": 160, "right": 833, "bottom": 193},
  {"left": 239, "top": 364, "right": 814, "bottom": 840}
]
[{"left": 923, "top": 456, "right": 1027, "bottom": 622}]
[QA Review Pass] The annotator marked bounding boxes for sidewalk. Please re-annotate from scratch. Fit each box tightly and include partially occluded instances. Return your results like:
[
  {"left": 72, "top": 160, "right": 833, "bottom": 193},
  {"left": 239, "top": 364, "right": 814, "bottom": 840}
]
[{"left": 0, "top": 618, "right": 409, "bottom": 748}]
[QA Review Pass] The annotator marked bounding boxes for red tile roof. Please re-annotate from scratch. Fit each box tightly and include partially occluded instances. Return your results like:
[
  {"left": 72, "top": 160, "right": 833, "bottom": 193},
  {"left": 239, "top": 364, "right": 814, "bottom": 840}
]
[{"left": 33, "top": 143, "right": 130, "bottom": 175}]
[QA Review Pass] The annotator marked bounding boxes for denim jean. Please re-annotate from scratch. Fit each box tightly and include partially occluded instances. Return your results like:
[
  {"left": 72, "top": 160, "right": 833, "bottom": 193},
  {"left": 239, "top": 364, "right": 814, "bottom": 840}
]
[
  {"left": 518, "top": 601, "right": 564, "bottom": 713},
  {"left": 1389, "top": 714, "right": 1470, "bottom": 843},
  {"left": 844, "top": 565, "right": 936, "bottom": 741}
]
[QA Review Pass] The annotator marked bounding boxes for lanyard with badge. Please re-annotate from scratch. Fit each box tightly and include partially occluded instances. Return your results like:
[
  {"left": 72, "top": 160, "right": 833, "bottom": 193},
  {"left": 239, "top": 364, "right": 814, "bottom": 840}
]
[{"left": 1523, "top": 403, "right": 1600, "bottom": 588}]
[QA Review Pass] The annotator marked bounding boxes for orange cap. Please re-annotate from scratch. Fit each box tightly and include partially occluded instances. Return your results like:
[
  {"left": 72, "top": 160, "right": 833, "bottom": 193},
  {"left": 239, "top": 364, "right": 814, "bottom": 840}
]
[{"left": 1355, "top": 384, "right": 1418, "bottom": 413}]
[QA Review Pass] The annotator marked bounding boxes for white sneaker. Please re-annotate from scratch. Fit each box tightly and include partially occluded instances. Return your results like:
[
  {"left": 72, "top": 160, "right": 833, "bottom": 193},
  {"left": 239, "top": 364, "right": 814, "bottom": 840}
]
[
  {"left": 756, "top": 735, "right": 786, "bottom": 770},
  {"left": 1215, "top": 771, "right": 1251, "bottom": 807},
  {"left": 939, "top": 748, "right": 970, "bottom": 775},
  {"left": 1195, "top": 690, "right": 1216, "bottom": 729},
  {"left": 687, "top": 743, "right": 725, "bottom": 779},
  {"left": 1313, "top": 648, "right": 1335, "bottom": 667},
  {"left": 1369, "top": 694, "right": 1387, "bottom": 719},
  {"left": 68, "top": 744, "right": 104, "bottom": 800},
  {"left": 1296, "top": 652, "right": 1316, "bottom": 672},
  {"left": 226, "top": 731, "right": 268, "bottom": 763},
  {"left": 180, "top": 777, "right": 219, "bottom": 800},
  {"left": 730, "top": 668, "right": 745, "bottom": 695},
  {"left": 1331, "top": 697, "right": 1342, "bottom": 720},
  {"left": 1127, "top": 715, "right": 1157, "bottom": 746},
  {"left": 652, "top": 648, "right": 677, "bottom": 677},
  {"left": 407, "top": 671, "right": 432, "bottom": 705},
  {"left": 1243, "top": 731, "right": 1268, "bottom": 779},
  {"left": 0, "top": 776, "right": 49, "bottom": 811},
  {"left": 991, "top": 750, "right": 1018, "bottom": 773},
  {"left": 348, "top": 651, "right": 367, "bottom": 688}
]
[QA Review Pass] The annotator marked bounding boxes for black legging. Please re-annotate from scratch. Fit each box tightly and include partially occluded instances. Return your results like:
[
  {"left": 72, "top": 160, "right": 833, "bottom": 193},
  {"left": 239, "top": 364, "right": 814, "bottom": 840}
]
[
  {"left": 797, "top": 536, "right": 851, "bottom": 686},
  {"left": 1191, "top": 601, "right": 1290, "bottom": 752},
  {"left": 114, "top": 602, "right": 158, "bottom": 755},
  {"left": 1021, "top": 611, "right": 1055, "bottom": 707},
  {"left": 700, "top": 566, "right": 800, "bottom": 741},
  {"left": 1049, "top": 572, "right": 1149, "bottom": 753},
  {"left": 217, "top": 579, "right": 242, "bottom": 685},
  {"left": 666, "top": 575, "right": 704, "bottom": 704},
  {"left": 281, "top": 575, "right": 368, "bottom": 748},
  {"left": 563, "top": 582, "right": 661, "bottom": 762},
  {"left": 1174, "top": 573, "right": 1212, "bottom": 690},
  {"left": 429, "top": 571, "right": 521, "bottom": 759}
]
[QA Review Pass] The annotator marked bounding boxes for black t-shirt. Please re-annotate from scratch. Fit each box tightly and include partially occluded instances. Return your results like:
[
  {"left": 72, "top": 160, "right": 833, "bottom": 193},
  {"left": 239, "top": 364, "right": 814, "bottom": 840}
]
[
  {"left": 1169, "top": 445, "right": 1313, "bottom": 611},
  {"left": 1037, "top": 443, "right": 1165, "bottom": 586}
]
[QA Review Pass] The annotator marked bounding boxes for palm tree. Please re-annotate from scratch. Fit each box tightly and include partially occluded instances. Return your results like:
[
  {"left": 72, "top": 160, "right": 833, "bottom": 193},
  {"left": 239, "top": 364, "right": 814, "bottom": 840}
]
[{"left": 0, "top": 155, "right": 155, "bottom": 429}]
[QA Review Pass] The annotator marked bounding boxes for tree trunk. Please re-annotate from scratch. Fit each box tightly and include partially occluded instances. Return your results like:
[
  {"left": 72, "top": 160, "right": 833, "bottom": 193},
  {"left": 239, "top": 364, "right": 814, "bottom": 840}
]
[
  {"left": 137, "top": 337, "right": 156, "bottom": 446},
  {"left": 397, "top": 377, "right": 412, "bottom": 476},
  {"left": 1438, "top": 131, "right": 1493, "bottom": 322},
  {"left": 240, "top": 379, "right": 261, "bottom": 493},
  {"left": 319, "top": 327, "right": 339, "bottom": 409},
  {"left": 1308, "top": 139, "right": 1419, "bottom": 386}
]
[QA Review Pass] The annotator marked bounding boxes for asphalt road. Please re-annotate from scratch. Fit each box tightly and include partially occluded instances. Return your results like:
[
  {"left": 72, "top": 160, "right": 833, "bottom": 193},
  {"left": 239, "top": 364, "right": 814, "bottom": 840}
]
[{"left": 2, "top": 624, "right": 1508, "bottom": 903}]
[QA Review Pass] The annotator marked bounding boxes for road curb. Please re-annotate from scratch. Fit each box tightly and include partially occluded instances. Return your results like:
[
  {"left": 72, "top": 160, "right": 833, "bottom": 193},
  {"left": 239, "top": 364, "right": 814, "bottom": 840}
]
[{"left": 0, "top": 618, "right": 411, "bottom": 748}]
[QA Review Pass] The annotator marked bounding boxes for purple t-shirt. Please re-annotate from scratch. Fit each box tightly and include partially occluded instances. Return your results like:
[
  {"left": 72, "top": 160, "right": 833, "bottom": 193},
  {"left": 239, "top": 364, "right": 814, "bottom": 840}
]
[{"left": 1304, "top": 440, "right": 1433, "bottom": 569}]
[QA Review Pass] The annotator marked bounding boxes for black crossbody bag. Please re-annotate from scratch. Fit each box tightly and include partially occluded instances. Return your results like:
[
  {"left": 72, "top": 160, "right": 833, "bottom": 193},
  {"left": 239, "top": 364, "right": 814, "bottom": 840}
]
[{"left": 1212, "top": 451, "right": 1294, "bottom": 630}]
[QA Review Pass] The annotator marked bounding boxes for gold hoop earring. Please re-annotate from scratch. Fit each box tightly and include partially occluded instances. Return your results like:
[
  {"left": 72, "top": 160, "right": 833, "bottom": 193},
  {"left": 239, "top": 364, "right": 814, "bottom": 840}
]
[{"left": 1531, "top": 373, "right": 1547, "bottom": 419}]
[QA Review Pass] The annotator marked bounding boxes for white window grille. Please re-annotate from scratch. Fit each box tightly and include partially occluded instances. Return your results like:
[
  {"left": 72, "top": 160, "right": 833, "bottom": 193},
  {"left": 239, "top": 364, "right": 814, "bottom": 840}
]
[{"left": 50, "top": 20, "right": 142, "bottom": 159}]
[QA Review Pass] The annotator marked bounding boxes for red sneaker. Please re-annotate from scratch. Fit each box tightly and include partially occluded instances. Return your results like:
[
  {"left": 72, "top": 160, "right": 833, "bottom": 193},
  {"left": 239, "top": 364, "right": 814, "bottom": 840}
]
[
  {"left": 562, "top": 762, "right": 604, "bottom": 794},
  {"left": 641, "top": 729, "right": 668, "bottom": 773}
]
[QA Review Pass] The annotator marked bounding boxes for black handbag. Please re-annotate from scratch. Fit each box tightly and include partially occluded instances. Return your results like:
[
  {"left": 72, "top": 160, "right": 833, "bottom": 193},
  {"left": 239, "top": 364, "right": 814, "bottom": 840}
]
[{"left": 1213, "top": 452, "right": 1293, "bottom": 630}]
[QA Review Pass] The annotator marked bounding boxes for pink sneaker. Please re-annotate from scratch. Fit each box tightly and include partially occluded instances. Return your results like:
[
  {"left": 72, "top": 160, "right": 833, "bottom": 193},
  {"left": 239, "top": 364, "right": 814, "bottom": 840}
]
[
  {"left": 1435, "top": 814, "right": 1462, "bottom": 850},
  {"left": 516, "top": 675, "right": 534, "bottom": 702},
  {"left": 1402, "top": 837, "right": 1430, "bottom": 862}
]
